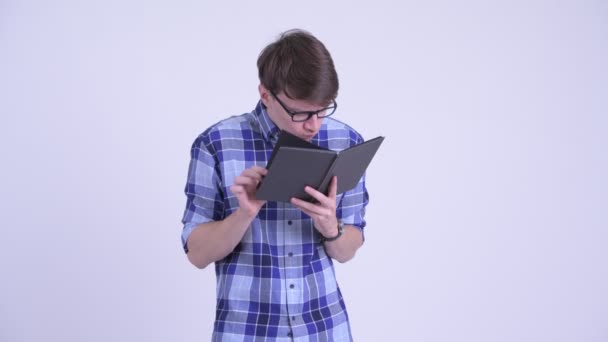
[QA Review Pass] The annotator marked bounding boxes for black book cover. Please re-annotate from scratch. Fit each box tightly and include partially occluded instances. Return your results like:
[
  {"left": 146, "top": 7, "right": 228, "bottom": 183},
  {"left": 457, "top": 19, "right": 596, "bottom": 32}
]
[{"left": 256, "top": 130, "right": 384, "bottom": 202}]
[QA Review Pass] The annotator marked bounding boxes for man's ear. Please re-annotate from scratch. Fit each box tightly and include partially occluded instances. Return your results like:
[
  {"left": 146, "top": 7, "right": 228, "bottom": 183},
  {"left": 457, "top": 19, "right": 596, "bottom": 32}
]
[{"left": 258, "top": 84, "right": 270, "bottom": 106}]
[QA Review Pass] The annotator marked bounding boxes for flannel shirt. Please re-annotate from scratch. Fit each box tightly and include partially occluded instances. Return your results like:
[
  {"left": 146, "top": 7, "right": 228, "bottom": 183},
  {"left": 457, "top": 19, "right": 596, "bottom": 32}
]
[{"left": 181, "top": 101, "right": 369, "bottom": 341}]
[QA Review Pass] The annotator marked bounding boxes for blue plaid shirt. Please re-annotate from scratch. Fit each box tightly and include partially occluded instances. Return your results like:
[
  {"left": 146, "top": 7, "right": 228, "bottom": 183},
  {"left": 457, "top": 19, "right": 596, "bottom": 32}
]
[{"left": 181, "top": 101, "right": 369, "bottom": 341}]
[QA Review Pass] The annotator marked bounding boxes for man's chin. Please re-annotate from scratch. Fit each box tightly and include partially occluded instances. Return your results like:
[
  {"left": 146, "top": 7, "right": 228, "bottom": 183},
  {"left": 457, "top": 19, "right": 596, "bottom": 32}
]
[
  {"left": 289, "top": 132, "right": 315, "bottom": 141},
  {"left": 282, "top": 129, "right": 316, "bottom": 141}
]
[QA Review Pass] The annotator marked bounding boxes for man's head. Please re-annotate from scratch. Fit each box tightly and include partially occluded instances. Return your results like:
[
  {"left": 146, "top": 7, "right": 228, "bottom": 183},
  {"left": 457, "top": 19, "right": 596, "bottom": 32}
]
[{"left": 257, "top": 29, "right": 339, "bottom": 141}]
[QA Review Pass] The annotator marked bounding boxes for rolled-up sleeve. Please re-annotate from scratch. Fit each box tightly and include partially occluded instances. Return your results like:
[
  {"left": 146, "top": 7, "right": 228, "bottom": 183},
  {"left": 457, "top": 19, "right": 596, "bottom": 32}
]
[
  {"left": 336, "top": 132, "right": 369, "bottom": 240},
  {"left": 337, "top": 174, "right": 368, "bottom": 234},
  {"left": 180, "top": 135, "right": 224, "bottom": 253}
]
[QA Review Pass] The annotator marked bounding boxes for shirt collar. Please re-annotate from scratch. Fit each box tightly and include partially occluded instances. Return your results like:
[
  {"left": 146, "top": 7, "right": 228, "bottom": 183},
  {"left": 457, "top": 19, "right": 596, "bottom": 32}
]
[{"left": 253, "top": 100, "right": 280, "bottom": 143}]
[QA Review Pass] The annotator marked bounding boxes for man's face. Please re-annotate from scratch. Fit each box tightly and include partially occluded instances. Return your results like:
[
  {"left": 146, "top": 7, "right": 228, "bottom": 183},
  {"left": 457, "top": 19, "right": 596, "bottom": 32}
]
[{"left": 259, "top": 85, "right": 326, "bottom": 141}]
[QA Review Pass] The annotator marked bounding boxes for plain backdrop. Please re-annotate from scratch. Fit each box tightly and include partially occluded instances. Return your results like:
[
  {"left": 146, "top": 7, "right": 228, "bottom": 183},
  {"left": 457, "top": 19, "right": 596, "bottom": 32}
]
[{"left": 1, "top": 1, "right": 607, "bottom": 341}]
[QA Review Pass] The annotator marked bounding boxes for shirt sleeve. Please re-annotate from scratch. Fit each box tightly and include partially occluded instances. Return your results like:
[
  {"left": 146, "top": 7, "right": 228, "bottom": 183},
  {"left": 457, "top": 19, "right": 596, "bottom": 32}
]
[
  {"left": 180, "top": 135, "right": 225, "bottom": 253},
  {"left": 337, "top": 174, "right": 368, "bottom": 233},
  {"left": 336, "top": 132, "right": 369, "bottom": 239}
]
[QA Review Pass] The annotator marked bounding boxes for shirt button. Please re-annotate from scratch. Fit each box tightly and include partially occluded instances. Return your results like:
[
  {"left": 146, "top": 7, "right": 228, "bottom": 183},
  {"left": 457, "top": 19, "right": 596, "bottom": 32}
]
[
  {"left": 287, "top": 332, "right": 293, "bottom": 337},
  {"left": 288, "top": 252, "right": 293, "bottom": 257},
  {"left": 288, "top": 220, "right": 292, "bottom": 225},
  {"left": 291, "top": 316, "right": 296, "bottom": 321},
  {"left": 290, "top": 284, "right": 295, "bottom": 289}
]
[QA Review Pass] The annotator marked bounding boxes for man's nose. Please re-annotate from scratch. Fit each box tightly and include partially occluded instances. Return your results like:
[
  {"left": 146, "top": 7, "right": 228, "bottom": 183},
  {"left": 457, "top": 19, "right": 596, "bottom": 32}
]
[{"left": 303, "top": 114, "right": 321, "bottom": 130}]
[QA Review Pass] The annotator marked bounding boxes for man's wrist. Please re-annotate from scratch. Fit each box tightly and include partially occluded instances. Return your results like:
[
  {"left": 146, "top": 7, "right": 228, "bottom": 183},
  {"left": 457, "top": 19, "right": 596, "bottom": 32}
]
[
  {"left": 234, "top": 206, "right": 259, "bottom": 222},
  {"left": 320, "top": 221, "right": 344, "bottom": 243}
]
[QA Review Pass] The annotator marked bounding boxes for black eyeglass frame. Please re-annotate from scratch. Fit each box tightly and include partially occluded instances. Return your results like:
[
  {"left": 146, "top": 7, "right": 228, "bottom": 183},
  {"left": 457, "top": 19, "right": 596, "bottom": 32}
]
[{"left": 270, "top": 91, "right": 337, "bottom": 122}]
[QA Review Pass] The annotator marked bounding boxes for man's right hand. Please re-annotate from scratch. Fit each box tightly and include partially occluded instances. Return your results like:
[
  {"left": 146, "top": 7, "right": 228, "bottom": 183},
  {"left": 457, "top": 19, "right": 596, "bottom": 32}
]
[{"left": 229, "top": 166, "right": 268, "bottom": 217}]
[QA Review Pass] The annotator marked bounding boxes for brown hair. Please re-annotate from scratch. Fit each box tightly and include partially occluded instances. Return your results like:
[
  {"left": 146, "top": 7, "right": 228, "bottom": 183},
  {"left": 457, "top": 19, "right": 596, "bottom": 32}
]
[{"left": 257, "top": 29, "right": 339, "bottom": 105}]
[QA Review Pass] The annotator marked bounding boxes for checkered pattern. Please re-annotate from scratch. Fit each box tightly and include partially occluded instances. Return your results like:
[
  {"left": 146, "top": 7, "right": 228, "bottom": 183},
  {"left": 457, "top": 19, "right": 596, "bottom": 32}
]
[{"left": 181, "top": 101, "right": 368, "bottom": 341}]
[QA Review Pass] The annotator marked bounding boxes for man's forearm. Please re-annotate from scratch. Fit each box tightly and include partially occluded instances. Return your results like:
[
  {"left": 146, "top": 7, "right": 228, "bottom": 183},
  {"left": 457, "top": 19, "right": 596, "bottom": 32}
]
[
  {"left": 323, "top": 225, "right": 364, "bottom": 263},
  {"left": 186, "top": 208, "right": 257, "bottom": 269}
]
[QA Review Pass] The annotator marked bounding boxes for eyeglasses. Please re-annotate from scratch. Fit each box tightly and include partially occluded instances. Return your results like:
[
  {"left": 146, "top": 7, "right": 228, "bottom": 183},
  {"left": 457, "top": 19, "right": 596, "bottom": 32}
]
[{"left": 271, "top": 91, "right": 337, "bottom": 122}]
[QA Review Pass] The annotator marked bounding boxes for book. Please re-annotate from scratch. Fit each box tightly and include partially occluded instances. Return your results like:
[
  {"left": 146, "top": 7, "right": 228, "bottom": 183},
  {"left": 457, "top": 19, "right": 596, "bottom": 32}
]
[{"left": 256, "top": 130, "right": 384, "bottom": 202}]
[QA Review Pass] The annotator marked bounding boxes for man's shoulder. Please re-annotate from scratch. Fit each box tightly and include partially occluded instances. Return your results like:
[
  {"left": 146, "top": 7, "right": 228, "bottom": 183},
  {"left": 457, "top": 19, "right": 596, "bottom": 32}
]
[
  {"left": 201, "top": 113, "right": 253, "bottom": 138},
  {"left": 192, "top": 113, "right": 254, "bottom": 149},
  {"left": 323, "top": 118, "right": 365, "bottom": 145}
]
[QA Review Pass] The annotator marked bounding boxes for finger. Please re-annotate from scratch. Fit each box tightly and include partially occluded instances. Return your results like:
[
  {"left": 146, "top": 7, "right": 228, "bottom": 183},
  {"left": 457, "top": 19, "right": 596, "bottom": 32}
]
[
  {"left": 241, "top": 168, "right": 266, "bottom": 182},
  {"left": 230, "top": 184, "right": 245, "bottom": 196},
  {"left": 230, "top": 184, "right": 266, "bottom": 205},
  {"left": 291, "top": 197, "right": 329, "bottom": 217},
  {"left": 303, "top": 186, "right": 333, "bottom": 208},
  {"left": 290, "top": 199, "right": 316, "bottom": 217},
  {"left": 240, "top": 170, "right": 262, "bottom": 181},
  {"left": 233, "top": 175, "right": 259, "bottom": 187},
  {"left": 329, "top": 176, "right": 338, "bottom": 200},
  {"left": 248, "top": 166, "right": 268, "bottom": 176}
]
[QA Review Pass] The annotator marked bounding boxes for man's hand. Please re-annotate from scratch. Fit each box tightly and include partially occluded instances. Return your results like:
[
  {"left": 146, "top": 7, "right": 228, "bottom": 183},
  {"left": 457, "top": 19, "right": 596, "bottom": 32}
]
[
  {"left": 291, "top": 176, "right": 340, "bottom": 239},
  {"left": 230, "top": 166, "right": 268, "bottom": 217}
]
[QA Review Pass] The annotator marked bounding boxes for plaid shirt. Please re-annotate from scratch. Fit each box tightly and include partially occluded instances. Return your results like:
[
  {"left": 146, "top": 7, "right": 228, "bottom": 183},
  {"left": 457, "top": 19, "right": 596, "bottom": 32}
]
[{"left": 181, "top": 101, "right": 368, "bottom": 341}]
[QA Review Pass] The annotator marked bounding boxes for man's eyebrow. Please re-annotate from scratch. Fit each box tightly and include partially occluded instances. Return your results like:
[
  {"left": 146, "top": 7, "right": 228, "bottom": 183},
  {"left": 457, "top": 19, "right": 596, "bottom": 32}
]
[
  {"left": 288, "top": 102, "right": 327, "bottom": 113},
  {"left": 291, "top": 106, "right": 311, "bottom": 113},
  {"left": 284, "top": 102, "right": 309, "bottom": 113}
]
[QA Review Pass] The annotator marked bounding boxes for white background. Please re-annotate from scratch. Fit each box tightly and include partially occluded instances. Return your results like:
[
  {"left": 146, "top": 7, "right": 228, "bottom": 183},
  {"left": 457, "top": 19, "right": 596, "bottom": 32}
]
[{"left": 1, "top": 1, "right": 607, "bottom": 341}]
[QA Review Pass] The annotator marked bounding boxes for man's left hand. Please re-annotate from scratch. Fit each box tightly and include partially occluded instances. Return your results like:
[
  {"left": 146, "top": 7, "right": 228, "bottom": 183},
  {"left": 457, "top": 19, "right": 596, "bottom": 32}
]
[{"left": 291, "top": 176, "right": 339, "bottom": 239}]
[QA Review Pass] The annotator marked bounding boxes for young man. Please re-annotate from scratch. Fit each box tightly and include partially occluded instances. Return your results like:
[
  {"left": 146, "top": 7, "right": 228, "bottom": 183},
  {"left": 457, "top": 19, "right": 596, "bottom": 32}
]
[{"left": 181, "top": 29, "right": 369, "bottom": 341}]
